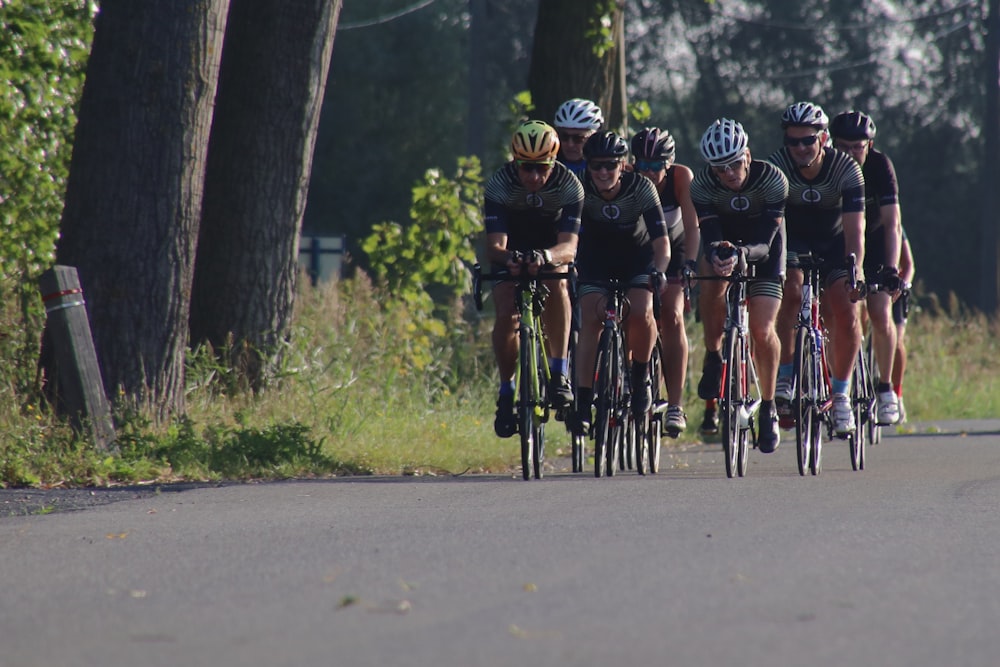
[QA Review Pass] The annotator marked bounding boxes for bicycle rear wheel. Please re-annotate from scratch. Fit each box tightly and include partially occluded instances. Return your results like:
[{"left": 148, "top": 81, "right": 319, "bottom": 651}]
[
  {"left": 567, "top": 331, "right": 587, "bottom": 473},
  {"left": 647, "top": 342, "right": 663, "bottom": 474},
  {"left": 865, "top": 336, "right": 882, "bottom": 445},
  {"left": 794, "top": 326, "right": 812, "bottom": 477},
  {"left": 720, "top": 327, "right": 741, "bottom": 479}
]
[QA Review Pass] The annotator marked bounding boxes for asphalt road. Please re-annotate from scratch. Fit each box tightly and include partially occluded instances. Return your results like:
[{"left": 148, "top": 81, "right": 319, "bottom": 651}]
[{"left": 2, "top": 420, "right": 1000, "bottom": 667}]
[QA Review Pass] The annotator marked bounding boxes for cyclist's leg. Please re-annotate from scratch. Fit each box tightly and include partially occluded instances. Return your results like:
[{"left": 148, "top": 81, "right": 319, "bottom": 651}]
[
  {"left": 491, "top": 280, "right": 519, "bottom": 437},
  {"left": 866, "top": 290, "right": 899, "bottom": 424},
  {"left": 696, "top": 266, "right": 727, "bottom": 400},
  {"left": 748, "top": 286, "right": 782, "bottom": 452},
  {"left": 573, "top": 288, "right": 603, "bottom": 431},
  {"left": 659, "top": 282, "right": 688, "bottom": 432},
  {"left": 540, "top": 273, "right": 573, "bottom": 407},
  {"left": 625, "top": 282, "right": 656, "bottom": 415}
]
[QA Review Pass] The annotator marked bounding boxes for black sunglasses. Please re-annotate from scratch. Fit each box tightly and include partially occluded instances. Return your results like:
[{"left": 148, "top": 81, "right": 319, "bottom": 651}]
[
  {"left": 558, "top": 131, "right": 590, "bottom": 144},
  {"left": 784, "top": 134, "right": 821, "bottom": 147},
  {"left": 588, "top": 160, "right": 620, "bottom": 172},
  {"left": 517, "top": 161, "right": 553, "bottom": 174}
]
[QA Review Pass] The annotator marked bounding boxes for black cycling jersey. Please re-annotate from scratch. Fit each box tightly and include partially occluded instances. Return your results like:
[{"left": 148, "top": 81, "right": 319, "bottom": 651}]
[
  {"left": 576, "top": 170, "right": 666, "bottom": 280},
  {"left": 483, "top": 161, "right": 584, "bottom": 259},
  {"left": 767, "top": 146, "right": 864, "bottom": 249}
]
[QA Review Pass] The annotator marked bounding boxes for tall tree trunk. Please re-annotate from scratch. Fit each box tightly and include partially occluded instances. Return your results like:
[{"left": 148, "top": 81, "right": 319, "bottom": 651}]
[
  {"left": 53, "top": 0, "right": 229, "bottom": 420},
  {"left": 981, "top": 0, "right": 1000, "bottom": 314},
  {"left": 190, "top": 0, "right": 342, "bottom": 389},
  {"left": 527, "top": 0, "right": 623, "bottom": 129}
]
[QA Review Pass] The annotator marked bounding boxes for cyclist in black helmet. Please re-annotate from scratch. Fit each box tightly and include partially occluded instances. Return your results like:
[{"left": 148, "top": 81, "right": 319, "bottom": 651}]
[
  {"left": 630, "top": 126, "right": 699, "bottom": 436},
  {"left": 572, "top": 131, "right": 669, "bottom": 435},
  {"left": 830, "top": 110, "right": 902, "bottom": 426}
]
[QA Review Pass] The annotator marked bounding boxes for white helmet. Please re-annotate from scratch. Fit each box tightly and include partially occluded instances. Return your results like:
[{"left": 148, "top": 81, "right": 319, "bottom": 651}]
[
  {"left": 553, "top": 98, "right": 604, "bottom": 130},
  {"left": 781, "top": 101, "right": 829, "bottom": 129},
  {"left": 700, "top": 119, "right": 749, "bottom": 165}
]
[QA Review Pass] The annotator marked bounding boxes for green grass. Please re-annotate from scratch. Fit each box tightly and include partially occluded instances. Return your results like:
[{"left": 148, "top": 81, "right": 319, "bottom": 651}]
[{"left": 0, "top": 274, "right": 997, "bottom": 488}]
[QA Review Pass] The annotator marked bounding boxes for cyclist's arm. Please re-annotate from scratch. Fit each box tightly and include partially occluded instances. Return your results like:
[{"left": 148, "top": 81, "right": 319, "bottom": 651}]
[
  {"left": 899, "top": 228, "right": 915, "bottom": 284},
  {"left": 880, "top": 201, "right": 902, "bottom": 271},
  {"left": 740, "top": 211, "right": 783, "bottom": 264},
  {"left": 545, "top": 200, "right": 583, "bottom": 267},
  {"left": 642, "top": 206, "right": 670, "bottom": 273},
  {"left": 673, "top": 165, "right": 701, "bottom": 268}
]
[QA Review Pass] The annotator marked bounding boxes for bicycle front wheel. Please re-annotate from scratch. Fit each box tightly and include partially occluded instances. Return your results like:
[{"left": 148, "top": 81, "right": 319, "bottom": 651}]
[
  {"left": 518, "top": 325, "right": 535, "bottom": 480},
  {"left": 593, "top": 328, "right": 614, "bottom": 478},
  {"left": 720, "top": 327, "right": 741, "bottom": 479},
  {"left": 865, "top": 336, "right": 882, "bottom": 445},
  {"left": 849, "top": 349, "right": 867, "bottom": 472},
  {"left": 794, "top": 326, "right": 813, "bottom": 477},
  {"left": 647, "top": 342, "right": 663, "bottom": 474}
]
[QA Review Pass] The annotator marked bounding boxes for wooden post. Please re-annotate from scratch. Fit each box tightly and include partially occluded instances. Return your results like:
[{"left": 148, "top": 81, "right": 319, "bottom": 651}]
[{"left": 39, "top": 266, "right": 116, "bottom": 451}]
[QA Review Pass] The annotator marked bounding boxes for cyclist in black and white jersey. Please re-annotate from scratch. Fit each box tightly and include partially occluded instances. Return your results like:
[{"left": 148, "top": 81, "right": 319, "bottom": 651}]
[
  {"left": 630, "top": 127, "right": 699, "bottom": 436},
  {"left": 691, "top": 119, "right": 789, "bottom": 453},
  {"left": 769, "top": 101, "right": 866, "bottom": 436},
  {"left": 553, "top": 98, "right": 604, "bottom": 180},
  {"left": 572, "top": 131, "right": 669, "bottom": 435},
  {"left": 484, "top": 120, "right": 584, "bottom": 438},
  {"left": 830, "top": 110, "right": 902, "bottom": 426}
]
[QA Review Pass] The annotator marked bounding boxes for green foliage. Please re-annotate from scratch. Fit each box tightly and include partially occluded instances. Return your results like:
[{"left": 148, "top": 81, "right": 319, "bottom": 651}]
[
  {"left": 0, "top": 1, "right": 94, "bottom": 277},
  {"left": 584, "top": 1, "right": 619, "bottom": 58},
  {"left": 629, "top": 100, "right": 652, "bottom": 125}
]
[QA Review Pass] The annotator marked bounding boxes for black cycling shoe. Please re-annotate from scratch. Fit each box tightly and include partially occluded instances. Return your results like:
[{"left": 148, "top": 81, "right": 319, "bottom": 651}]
[
  {"left": 548, "top": 374, "right": 573, "bottom": 409},
  {"left": 632, "top": 380, "right": 652, "bottom": 417},
  {"left": 700, "top": 407, "right": 719, "bottom": 435},
  {"left": 756, "top": 401, "right": 780, "bottom": 453},
  {"left": 493, "top": 394, "right": 517, "bottom": 438},
  {"left": 572, "top": 403, "right": 592, "bottom": 437},
  {"left": 697, "top": 353, "right": 723, "bottom": 400}
]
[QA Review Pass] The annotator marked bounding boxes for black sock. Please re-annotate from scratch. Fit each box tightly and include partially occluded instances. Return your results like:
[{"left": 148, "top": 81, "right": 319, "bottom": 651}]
[
  {"left": 632, "top": 361, "right": 649, "bottom": 388},
  {"left": 877, "top": 382, "right": 892, "bottom": 394},
  {"left": 577, "top": 387, "right": 593, "bottom": 410}
]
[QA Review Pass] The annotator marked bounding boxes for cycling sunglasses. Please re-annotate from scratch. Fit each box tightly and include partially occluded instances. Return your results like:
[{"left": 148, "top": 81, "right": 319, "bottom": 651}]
[
  {"left": 588, "top": 160, "right": 621, "bottom": 172},
  {"left": 635, "top": 160, "right": 666, "bottom": 172},
  {"left": 517, "top": 160, "right": 554, "bottom": 174},
  {"left": 783, "top": 134, "right": 821, "bottom": 147}
]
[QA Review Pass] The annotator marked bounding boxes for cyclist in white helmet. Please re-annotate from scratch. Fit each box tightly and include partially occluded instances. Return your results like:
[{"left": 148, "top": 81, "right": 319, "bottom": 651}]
[
  {"left": 691, "top": 119, "right": 789, "bottom": 453},
  {"left": 553, "top": 98, "right": 604, "bottom": 180},
  {"left": 768, "top": 101, "right": 866, "bottom": 437}
]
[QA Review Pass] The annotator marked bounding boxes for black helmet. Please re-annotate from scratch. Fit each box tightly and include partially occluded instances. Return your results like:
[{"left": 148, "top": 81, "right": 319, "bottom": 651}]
[
  {"left": 630, "top": 127, "right": 676, "bottom": 162},
  {"left": 830, "top": 111, "right": 877, "bottom": 141},
  {"left": 583, "top": 131, "right": 628, "bottom": 159}
]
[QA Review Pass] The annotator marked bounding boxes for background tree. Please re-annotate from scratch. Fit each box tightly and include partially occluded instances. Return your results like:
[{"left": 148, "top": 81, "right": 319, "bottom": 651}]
[
  {"left": 53, "top": 0, "right": 229, "bottom": 419},
  {"left": 189, "top": 0, "right": 342, "bottom": 390},
  {"left": 527, "top": 0, "right": 625, "bottom": 129},
  {"left": 303, "top": 0, "right": 537, "bottom": 260}
]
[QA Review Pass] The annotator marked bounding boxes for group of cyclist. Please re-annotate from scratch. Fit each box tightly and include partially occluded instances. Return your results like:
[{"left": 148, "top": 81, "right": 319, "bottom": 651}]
[{"left": 484, "top": 97, "right": 914, "bottom": 455}]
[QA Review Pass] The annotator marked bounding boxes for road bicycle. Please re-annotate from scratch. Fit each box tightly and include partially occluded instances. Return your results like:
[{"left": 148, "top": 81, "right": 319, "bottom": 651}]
[
  {"left": 578, "top": 276, "right": 661, "bottom": 477},
  {"left": 473, "top": 257, "right": 574, "bottom": 480},
  {"left": 686, "top": 245, "right": 761, "bottom": 478},
  {"left": 791, "top": 252, "right": 831, "bottom": 476}
]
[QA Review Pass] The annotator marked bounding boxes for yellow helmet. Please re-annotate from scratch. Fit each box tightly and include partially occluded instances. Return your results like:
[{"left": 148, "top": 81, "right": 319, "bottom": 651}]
[{"left": 511, "top": 120, "right": 560, "bottom": 162}]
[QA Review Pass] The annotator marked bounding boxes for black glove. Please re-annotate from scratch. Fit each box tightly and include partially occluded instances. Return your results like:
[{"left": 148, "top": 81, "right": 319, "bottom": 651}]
[
  {"left": 879, "top": 266, "right": 901, "bottom": 292},
  {"left": 682, "top": 259, "right": 697, "bottom": 279}
]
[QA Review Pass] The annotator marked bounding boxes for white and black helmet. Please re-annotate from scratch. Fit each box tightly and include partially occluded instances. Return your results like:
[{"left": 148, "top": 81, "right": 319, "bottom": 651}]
[
  {"left": 553, "top": 98, "right": 604, "bottom": 130},
  {"left": 781, "top": 101, "right": 829, "bottom": 129},
  {"left": 700, "top": 118, "right": 749, "bottom": 165}
]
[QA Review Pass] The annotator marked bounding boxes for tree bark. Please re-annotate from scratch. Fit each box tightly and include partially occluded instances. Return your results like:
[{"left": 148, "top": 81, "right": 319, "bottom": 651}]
[
  {"left": 54, "top": 0, "right": 229, "bottom": 420},
  {"left": 189, "top": 0, "right": 342, "bottom": 389},
  {"left": 527, "top": 0, "right": 624, "bottom": 129}
]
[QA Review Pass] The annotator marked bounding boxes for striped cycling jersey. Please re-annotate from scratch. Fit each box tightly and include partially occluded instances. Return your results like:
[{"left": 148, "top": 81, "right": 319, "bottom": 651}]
[
  {"left": 691, "top": 160, "right": 788, "bottom": 265},
  {"left": 860, "top": 148, "right": 899, "bottom": 236},
  {"left": 576, "top": 170, "right": 666, "bottom": 276},
  {"left": 483, "top": 161, "right": 583, "bottom": 252},
  {"left": 767, "top": 146, "right": 864, "bottom": 246}
]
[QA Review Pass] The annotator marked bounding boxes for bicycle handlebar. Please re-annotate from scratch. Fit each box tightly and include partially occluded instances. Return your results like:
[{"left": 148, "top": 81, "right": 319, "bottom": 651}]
[{"left": 472, "top": 262, "right": 576, "bottom": 312}]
